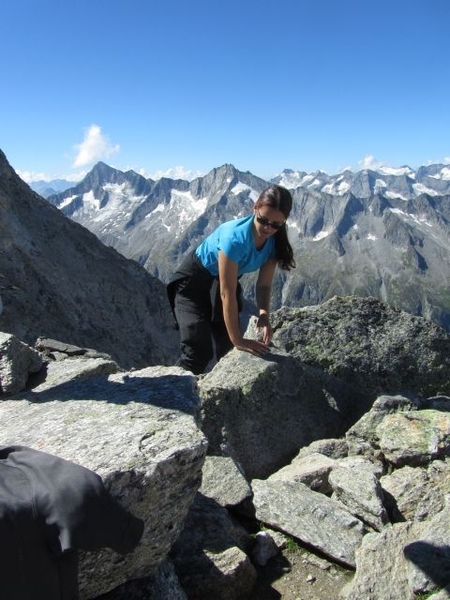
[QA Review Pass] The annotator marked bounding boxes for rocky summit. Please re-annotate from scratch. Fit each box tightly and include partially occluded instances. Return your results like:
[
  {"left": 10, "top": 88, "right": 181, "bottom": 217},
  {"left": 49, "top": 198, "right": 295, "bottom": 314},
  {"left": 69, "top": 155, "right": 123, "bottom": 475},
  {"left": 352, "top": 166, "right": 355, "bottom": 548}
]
[{"left": 1, "top": 294, "right": 450, "bottom": 599}]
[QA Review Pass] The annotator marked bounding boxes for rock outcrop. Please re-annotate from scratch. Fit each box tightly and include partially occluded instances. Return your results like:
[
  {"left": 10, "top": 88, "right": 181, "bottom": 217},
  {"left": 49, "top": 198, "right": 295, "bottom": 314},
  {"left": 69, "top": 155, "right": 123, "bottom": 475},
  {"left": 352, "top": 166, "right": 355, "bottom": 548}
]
[{"left": 271, "top": 295, "right": 450, "bottom": 398}]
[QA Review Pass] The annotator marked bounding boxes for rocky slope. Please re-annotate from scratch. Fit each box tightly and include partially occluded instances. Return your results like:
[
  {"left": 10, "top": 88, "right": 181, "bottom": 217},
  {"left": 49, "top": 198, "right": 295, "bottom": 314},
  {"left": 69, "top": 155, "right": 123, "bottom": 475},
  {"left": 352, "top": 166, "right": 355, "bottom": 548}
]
[{"left": 0, "top": 149, "right": 178, "bottom": 369}]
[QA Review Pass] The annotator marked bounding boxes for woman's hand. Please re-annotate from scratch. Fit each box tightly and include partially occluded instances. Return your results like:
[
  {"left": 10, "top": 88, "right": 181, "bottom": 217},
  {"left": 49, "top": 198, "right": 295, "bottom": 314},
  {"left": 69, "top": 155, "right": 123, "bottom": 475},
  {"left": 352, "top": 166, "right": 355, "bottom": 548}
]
[
  {"left": 233, "top": 336, "right": 271, "bottom": 356},
  {"left": 256, "top": 313, "right": 273, "bottom": 345}
]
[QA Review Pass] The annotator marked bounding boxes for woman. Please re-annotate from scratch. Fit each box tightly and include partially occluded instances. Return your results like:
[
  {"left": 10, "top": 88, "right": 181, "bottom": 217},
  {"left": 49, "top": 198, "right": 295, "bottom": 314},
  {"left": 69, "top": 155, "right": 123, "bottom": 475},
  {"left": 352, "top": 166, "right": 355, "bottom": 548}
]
[{"left": 167, "top": 184, "right": 295, "bottom": 375}]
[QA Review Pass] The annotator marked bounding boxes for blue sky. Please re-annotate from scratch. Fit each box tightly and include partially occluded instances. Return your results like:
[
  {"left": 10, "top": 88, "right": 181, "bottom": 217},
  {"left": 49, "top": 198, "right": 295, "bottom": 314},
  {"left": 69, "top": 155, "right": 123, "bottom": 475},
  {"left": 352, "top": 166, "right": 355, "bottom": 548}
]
[{"left": 1, "top": 0, "right": 449, "bottom": 183}]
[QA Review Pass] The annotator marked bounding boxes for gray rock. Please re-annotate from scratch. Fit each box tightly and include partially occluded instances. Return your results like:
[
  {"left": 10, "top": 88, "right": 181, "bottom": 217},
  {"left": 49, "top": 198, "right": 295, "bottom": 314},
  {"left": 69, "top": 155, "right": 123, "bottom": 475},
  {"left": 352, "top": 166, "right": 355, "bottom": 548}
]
[
  {"left": 169, "top": 493, "right": 256, "bottom": 600},
  {"left": 199, "top": 456, "right": 252, "bottom": 507},
  {"left": 341, "top": 524, "right": 414, "bottom": 600},
  {"left": 335, "top": 455, "right": 386, "bottom": 481},
  {"left": 25, "top": 353, "right": 122, "bottom": 393},
  {"left": 269, "top": 451, "right": 337, "bottom": 494},
  {"left": 95, "top": 559, "right": 188, "bottom": 600},
  {"left": 381, "top": 460, "right": 450, "bottom": 522},
  {"left": 252, "top": 478, "right": 366, "bottom": 568},
  {"left": 296, "top": 437, "right": 349, "bottom": 460},
  {"left": 35, "top": 337, "right": 116, "bottom": 361},
  {"left": 1, "top": 283, "right": 450, "bottom": 599},
  {"left": 343, "top": 499, "right": 450, "bottom": 599},
  {"left": 376, "top": 409, "right": 450, "bottom": 467},
  {"left": 345, "top": 394, "right": 423, "bottom": 459},
  {"left": 329, "top": 464, "right": 389, "bottom": 531},
  {"left": 271, "top": 296, "right": 450, "bottom": 399},
  {"left": 0, "top": 364, "right": 207, "bottom": 598},
  {"left": 0, "top": 332, "right": 42, "bottom": 395},
  {"left": 251, "top": 531, "right": 280, "bottom": 566},
  {"left": 346, "top": 394, "right": 450, "bottom": 468},
  {"left": 199, "top": 348, "right": 366, "bottom": 480}
]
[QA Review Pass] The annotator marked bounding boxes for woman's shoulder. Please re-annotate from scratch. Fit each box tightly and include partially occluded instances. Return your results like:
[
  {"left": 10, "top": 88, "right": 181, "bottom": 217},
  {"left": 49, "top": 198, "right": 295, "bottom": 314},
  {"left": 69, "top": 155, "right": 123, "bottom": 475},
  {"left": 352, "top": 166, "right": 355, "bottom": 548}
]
[{"left": 219, "top": 214, "right": 253, "bottom": 235}]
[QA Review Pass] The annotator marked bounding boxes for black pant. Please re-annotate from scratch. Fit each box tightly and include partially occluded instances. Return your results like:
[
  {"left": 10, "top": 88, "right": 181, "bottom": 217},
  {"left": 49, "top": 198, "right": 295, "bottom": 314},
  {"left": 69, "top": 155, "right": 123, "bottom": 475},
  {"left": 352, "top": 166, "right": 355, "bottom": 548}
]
[{"left": 167, "top": 252, "right": 240, "bottom": 375}]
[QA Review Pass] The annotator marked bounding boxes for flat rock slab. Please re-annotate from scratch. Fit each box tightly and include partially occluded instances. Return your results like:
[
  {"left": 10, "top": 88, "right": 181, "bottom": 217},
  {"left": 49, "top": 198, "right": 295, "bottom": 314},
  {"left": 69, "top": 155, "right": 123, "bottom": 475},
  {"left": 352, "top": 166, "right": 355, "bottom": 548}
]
[{"left": 252, "top": 478, "right": 366, "bottom": 568}]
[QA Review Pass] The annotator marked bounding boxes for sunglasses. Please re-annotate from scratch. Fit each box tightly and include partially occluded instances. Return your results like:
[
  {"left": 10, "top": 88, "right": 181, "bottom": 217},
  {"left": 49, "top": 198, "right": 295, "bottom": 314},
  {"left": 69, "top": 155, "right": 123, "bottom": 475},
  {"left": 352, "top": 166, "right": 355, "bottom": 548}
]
[{"left": 255, "top": 211, "right": 286, "bottom": 231}]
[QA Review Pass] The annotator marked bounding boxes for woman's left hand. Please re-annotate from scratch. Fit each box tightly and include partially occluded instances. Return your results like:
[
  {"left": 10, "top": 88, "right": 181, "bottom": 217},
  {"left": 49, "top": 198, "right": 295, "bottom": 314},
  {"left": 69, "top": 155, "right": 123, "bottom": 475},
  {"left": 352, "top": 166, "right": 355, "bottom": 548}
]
[{"left": 256, "top": 314, "right": 272, "bottom": 345}]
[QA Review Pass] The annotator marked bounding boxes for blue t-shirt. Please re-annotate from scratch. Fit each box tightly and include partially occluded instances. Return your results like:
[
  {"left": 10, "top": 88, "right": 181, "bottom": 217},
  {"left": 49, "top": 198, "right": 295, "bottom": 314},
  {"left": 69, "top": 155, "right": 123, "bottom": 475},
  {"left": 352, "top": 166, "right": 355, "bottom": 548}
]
[{"left": 195, "top": 214, "right": 277, "bottom": 277}]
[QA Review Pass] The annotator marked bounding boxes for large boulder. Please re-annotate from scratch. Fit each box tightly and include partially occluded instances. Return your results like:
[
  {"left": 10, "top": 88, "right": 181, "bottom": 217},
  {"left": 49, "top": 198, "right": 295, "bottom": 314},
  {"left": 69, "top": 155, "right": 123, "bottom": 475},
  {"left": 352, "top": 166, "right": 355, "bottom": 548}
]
[
  {"left": 271, "top": 295, "right": 450, "bottom": 398},
  {"left": 198, "top": 347, "right": 367, "bottom": 480},
  {"left": 1, "top": 358, "right": 207, "bottom": 599},
  {"left": 0, "top": 332, "right": 43, "bottom": 395},
  {"left": 342, "top": 500, "right": 450, "bottom": 599},
  {"left": 2, "top": 291, "right": 450, "bottom": 599}
]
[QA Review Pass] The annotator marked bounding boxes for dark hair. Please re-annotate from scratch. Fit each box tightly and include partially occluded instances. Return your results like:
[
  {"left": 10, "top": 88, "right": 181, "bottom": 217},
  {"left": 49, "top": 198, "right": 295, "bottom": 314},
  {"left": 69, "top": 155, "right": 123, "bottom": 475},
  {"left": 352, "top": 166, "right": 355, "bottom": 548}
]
[{"left": 255, "top": 185, "right": 296, "bottom": 271}]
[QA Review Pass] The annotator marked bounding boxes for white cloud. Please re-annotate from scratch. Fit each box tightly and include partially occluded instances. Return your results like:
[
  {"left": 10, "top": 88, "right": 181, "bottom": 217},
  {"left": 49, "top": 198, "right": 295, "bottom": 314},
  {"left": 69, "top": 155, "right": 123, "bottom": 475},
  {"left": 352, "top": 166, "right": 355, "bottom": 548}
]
[
  {"left": 145, "top": 166, "right": 204, "bottom": 181},
  {"left": 17, "top": 170, "right": 50, "bottom": 183},
  {"left": 72, "top": 124, "right": 120, "bottom": 168},
  {"left": 358, "top": 155, "right": 385, "bottom": 171},
  {"left": 17, "top": 169, "right": 87, "bottom": 184}
]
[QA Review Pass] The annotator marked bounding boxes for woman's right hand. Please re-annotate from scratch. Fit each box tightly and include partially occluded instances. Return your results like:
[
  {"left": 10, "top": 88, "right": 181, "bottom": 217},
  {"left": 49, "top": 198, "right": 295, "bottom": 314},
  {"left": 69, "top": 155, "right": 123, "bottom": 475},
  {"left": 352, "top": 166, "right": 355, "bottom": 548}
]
[{"left": 233, "top": 337, "right": 271, "bottom": 356}]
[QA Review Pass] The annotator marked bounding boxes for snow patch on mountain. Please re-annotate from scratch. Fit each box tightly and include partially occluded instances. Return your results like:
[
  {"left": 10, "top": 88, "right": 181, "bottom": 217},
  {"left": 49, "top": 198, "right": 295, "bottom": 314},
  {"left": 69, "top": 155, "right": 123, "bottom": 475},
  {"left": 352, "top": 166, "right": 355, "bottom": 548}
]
[
  {"left": 385, "top": 190, "right": 409, "bottom": 201},
  {"left": 378, "top": 165, "right": 415, "bottom": 177},
  {"left": 93, "top": 183, "right": 147, "bottom": 224},
  {"left": 322, "top": 179, "right": 351, "bottom": 195},
  {"left": 163, "top": 190, "right": 209, "bottom": 237},
  {"left": 231, "top": 182, "right": 255, "bottom": 198},
  {"left": 59, "top": 194, "right": 78, "bottom": 210},
  {"left": 83, "top": 190, "right": 100, "bottom": 212},
  {"left": 412, "top": 183, "right": 442, "bottom": 197},
  {"left": 430, "top": 166, "right": 450, "bottom": 180},
  {"left": 313, "top": 230, "right": 331, "bottom": 241},
  {"left": 169, "top": 190, "right": 207, "bottom": 216},
  {"left": 151, "top": 203, "right": 165, "bottom": 214},
  {"left": 390, "top": 208, "right": 433, "bottom": 229}
]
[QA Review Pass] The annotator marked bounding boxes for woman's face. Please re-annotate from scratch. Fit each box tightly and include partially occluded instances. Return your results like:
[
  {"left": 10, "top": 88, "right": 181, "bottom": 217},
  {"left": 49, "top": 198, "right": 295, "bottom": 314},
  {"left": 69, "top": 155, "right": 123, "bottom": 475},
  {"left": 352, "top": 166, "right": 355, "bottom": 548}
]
[{"left": 253, "top": 204, "right": 286, "bottom": 241}]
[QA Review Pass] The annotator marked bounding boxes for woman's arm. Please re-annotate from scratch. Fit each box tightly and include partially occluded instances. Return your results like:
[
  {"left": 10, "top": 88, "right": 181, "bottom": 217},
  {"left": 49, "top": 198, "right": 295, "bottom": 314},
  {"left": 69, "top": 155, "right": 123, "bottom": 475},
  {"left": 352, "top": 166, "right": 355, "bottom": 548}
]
[
  {"left": 218, "top": 251, "right": 270, "bottom": 356},
  {"left": 255, "top": 258, "right": 277, "bottom": 344}
]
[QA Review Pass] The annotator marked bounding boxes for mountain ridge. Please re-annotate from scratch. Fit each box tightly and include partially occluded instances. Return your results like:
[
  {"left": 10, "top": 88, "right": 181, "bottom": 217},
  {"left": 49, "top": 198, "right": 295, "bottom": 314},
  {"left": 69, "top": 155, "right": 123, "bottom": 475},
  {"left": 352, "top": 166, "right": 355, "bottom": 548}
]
[
  {"left": 32, "top": 161, "right": 450, "bottom": 201},
  {"left": 43, "top": 160, "right": 450, "bottom": 332}
]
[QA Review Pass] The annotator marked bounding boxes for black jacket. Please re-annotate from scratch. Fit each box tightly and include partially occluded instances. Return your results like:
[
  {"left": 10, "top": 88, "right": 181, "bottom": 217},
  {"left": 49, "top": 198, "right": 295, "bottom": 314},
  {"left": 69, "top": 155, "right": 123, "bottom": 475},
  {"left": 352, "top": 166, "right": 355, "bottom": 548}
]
[{"left": 0, "top": 445, "right": 144, "bottom": 600}]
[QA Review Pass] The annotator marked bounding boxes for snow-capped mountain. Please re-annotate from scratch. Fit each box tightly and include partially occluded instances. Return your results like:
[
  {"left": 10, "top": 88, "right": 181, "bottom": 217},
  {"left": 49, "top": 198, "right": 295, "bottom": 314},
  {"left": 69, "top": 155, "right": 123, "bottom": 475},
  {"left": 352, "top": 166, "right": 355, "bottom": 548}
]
[
  {"left": 34, "top": 163, "right": 450, "bottom": 200},
  {"left": 48, "top": 162, "right": 267, "bottom": 282},
  {"left": 46, "top": 161, "right": 450, "bottom": 332},
  {"left": 273, "top": 164, "right": 450, "bottom": 200}
]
